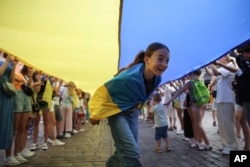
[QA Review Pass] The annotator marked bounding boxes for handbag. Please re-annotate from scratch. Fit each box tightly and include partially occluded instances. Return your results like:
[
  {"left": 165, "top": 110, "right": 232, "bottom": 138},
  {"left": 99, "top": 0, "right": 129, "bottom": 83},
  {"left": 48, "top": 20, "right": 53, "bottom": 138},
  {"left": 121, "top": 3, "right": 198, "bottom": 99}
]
[
  {"left": 21, "top": 84, "right": 34, "bottom": 96},
  {"left": 2, "top": 78, "right": 17, "bottom": 96},
  {"left": 31, "top": 95, "right": 40, "bottom": 113},
  {"left": 32, "top": 103, "right": 40, "bottom": 113}
]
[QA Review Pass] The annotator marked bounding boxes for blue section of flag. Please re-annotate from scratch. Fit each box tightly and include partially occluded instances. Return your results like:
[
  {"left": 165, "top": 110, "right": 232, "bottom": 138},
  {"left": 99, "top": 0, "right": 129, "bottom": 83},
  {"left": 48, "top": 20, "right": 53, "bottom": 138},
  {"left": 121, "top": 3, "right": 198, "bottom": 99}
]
[{"left": 120, "top": 0, "right": 250, "bottom": 84}]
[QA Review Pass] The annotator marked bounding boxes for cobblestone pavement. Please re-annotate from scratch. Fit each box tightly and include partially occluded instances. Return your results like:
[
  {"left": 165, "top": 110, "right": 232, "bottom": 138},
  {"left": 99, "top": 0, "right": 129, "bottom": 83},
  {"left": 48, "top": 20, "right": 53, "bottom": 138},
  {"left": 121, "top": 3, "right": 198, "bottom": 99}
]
[{"left": 0, "top": 110, "right": 246, "bottom": 167}]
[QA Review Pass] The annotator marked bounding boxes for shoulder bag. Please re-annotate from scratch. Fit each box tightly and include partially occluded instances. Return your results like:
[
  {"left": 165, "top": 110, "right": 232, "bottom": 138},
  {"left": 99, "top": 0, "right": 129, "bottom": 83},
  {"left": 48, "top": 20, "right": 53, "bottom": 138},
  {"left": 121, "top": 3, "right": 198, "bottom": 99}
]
[
  {"left": 31, "top": 95, "right": 40, "bottom": 113},
  {"left": 21, "top": 84, "right": 34, "bottom": 96}
]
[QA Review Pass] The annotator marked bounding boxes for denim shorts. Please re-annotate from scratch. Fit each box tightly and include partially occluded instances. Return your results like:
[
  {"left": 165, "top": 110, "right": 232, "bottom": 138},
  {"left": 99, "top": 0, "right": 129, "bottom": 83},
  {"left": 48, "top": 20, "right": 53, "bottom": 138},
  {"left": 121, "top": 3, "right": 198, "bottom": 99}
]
[
  {"left": 155, "top": 125, "right": 168, "bottom": 140},
  {"left": 14, "top": 90, "right": 32, "bottom": 112}
]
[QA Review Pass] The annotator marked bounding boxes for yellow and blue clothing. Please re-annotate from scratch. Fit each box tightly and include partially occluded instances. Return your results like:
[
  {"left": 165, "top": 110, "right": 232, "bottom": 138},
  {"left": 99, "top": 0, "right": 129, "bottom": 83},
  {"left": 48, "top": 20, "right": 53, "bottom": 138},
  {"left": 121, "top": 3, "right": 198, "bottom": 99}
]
[
  {"left": 37, "top": 79, "right": 53, "bottom": 110},
  {"left": 41, "top": 79, "right": 53, "bottom": 109},
  {"left": 89, "top": 63, "right": 161, "bottom": 120},
  {"left": 90, "top": 63, "right": 161, "bottom": 167}
]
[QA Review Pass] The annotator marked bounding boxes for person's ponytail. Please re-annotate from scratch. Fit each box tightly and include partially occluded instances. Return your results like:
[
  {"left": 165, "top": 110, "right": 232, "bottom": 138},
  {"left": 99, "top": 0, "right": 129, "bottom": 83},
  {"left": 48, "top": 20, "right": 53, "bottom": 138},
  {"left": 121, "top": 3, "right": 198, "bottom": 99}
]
[{"left": 114, "top": 51, "right": 145, "bottom": 76}]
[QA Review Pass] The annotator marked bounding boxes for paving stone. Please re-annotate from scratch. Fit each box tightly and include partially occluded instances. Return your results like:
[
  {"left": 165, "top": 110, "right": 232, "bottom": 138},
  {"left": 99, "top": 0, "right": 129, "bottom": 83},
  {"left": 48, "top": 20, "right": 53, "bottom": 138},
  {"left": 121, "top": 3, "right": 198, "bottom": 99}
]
[{"left": 0, "top": 110, "right": 245, "bottom": 166}]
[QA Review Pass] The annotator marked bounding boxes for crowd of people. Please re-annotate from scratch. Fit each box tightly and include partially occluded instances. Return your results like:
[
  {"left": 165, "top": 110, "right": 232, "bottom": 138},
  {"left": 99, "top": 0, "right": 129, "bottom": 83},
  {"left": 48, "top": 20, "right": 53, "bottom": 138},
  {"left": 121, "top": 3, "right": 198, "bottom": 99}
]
[
  {"left": 141, "top": 41, "right": 250, "bottom": 158},
  {"left": 0, "top": 53, "right": 90, "bottom": 166},
  {"left": 1, "top": 40, "right": 250, "bottom": 167}
]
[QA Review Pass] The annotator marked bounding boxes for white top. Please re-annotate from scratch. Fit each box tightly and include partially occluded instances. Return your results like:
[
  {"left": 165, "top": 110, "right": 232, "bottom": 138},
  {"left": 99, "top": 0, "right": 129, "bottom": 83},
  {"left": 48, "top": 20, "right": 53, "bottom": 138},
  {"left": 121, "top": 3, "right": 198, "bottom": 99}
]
[
  {"left": 216, "top": 62, "right": 236, "bottom": 103},
  {"left": 151, "top": 103, "right": 168, "bottom": 127},
  {"left": 61, "top": 89, "right": 73, "bottom": 107},
  {"left": 162, "top": 84, "right": 176, "bottom": 107},
  {"left": 80, "top": 98, "right": 84, "bottom": 108},
  {"left": 53, "top": 96, "right": 60, "bottom": 105}
]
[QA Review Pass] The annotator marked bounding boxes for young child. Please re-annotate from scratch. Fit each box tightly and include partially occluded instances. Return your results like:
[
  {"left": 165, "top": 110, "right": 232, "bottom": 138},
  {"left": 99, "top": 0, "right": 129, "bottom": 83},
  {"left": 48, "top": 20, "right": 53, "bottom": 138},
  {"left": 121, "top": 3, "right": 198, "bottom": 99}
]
[
  {"left": 150, "top": 92, "right": 171, "bottom": 153},
  {"left": 89, "top": 42, "right": 170, "bottom": 167}
]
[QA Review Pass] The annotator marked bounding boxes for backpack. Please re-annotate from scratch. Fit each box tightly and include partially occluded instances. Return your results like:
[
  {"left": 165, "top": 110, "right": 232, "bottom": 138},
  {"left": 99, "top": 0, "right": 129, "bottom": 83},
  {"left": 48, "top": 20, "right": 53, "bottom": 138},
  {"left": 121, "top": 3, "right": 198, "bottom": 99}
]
[{"left": 190, "top": 80, "right": 210, "bottom": 106}]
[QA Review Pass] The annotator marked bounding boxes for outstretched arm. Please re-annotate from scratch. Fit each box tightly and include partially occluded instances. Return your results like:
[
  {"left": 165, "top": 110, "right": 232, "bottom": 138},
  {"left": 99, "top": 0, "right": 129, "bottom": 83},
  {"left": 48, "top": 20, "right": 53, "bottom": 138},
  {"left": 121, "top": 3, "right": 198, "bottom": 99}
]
[{"left": 164, "top": 82, "right": 190, "bottom": 106}]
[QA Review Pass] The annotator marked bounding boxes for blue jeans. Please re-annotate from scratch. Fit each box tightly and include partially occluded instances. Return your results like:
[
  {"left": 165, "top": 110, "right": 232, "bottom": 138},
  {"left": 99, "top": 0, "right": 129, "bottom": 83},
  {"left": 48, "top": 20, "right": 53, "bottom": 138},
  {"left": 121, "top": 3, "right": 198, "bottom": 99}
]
[{"left": 106, "top": 108, "right": 142, "bottom": 167}]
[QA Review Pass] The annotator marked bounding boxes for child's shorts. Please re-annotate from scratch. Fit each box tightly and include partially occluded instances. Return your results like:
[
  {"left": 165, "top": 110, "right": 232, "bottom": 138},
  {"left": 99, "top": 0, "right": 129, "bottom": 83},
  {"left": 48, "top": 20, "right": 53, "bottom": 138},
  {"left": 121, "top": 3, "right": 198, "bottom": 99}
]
[{"left": 155, "top": 125, "right": 168, "bottom": 140}]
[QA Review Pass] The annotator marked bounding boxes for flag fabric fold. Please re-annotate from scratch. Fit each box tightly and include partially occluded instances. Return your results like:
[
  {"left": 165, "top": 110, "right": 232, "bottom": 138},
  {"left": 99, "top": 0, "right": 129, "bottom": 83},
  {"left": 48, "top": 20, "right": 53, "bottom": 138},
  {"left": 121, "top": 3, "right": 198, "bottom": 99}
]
[{"left": 89, "top": 63, "right": 161, "bottom": 120}]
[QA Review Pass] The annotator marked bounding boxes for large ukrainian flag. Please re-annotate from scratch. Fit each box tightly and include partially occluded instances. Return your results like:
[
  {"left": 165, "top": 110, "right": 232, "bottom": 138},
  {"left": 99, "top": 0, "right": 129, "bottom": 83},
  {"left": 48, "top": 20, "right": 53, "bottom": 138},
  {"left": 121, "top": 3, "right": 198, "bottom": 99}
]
[{"left": 0, "top": 0, "right": 250, "bottom": 96}]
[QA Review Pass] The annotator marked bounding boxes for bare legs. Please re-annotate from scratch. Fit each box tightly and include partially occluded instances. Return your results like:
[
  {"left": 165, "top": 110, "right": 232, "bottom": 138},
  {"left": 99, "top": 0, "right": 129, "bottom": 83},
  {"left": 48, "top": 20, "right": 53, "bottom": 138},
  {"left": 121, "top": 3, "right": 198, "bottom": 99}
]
[
  {"left": 14, "top": 112, "right": 30, "bottom": 156},
  {"left": 191, "top": 105, "right": 210, "bottom": 147}
]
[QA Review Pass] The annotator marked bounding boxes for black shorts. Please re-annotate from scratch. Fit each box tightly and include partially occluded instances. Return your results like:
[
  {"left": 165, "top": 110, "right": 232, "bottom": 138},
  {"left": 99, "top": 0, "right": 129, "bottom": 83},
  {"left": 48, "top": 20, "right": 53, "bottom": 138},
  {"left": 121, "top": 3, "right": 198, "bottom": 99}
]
[{"left": 54, "top": 105, "right": 62, "bottom": 121}]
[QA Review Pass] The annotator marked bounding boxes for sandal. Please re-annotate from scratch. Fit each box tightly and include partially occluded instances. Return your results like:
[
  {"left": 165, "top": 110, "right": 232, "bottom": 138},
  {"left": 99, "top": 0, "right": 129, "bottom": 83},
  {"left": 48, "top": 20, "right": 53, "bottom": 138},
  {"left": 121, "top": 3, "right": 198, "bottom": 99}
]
[
  {"left": 198, "top": 143, "right": 205, "bottom": 151},
  {"left": 166, "top": 146, "right": 172, "bottom": 152},
  {"left": 154, "top": 147, "right": 163, "bottom": 153},
  {"left": 190, "top": 143, "right": 197, "bottom": 148}
]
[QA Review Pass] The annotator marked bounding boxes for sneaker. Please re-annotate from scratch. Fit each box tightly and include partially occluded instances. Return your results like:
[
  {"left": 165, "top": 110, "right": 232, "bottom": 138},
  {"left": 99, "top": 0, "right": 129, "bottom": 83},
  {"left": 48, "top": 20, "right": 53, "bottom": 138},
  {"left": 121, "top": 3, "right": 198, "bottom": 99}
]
[
  {"left": 183, "top": 137, "right": 190, "bottom": 141},
  {"left": 30, "top": 143, "right": 39, "bottom": 151},
  {"left": 205, "top": 144, "right": 213, "bottom": 151},
  {"left": 176, "top": 130, "right": 184, "bottom": 135},
  {"left": 42, "top": 143, "right": 48, "bottom": 150},
  {"left": 166, "top": 146, "right": 172, "bottom": 152},
  {"left": 190, "top": 143, "right": 197, "bottom": 148},
  {"left": 198, "top": 143, "right": 205, "bottom": 151},
  {"left": 15, "top": 153, "right": 28, "bottom": 163},
  {"left": 21, "top": 148, "right": 35, "bottom": 158},
  {"left": 189, "top": 139, "right": 198, "bottom": 148},
  {"left": 47, "top": 138, "right": 54, "bottom": 144},
  {"left": 222, "top": 147, "right": 230, "bottom": 155},
  {"left": 154, "top": 147, "right": 163, "bottom": 153},
  {"left": 64, "top": 133, "right": 71, "bottom": 138},
  {"left": 52, "top": 139, "right": 65, "bottom": 146},
  {"left": 79, "top": 128, "right": 85, "bottom": 132},
  {"left": 3, "top": 156, "right": 21, "bottom": 166},
  {"left": 73, "top": 129, "right": 79, "bottom": 134}
]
